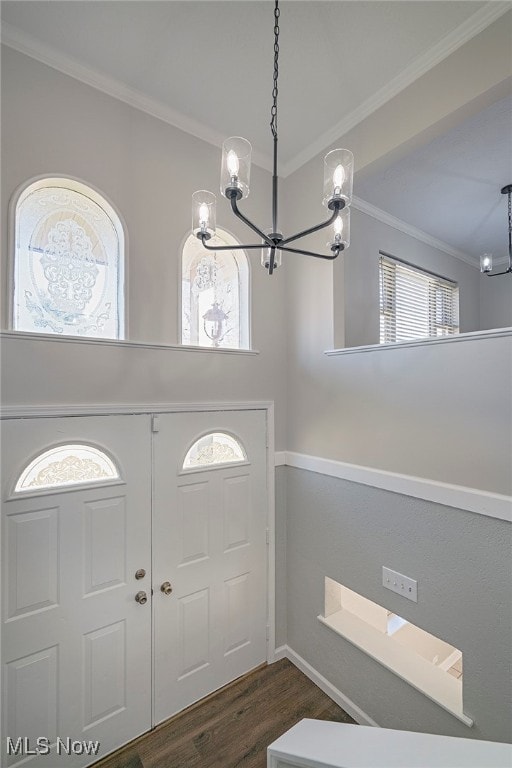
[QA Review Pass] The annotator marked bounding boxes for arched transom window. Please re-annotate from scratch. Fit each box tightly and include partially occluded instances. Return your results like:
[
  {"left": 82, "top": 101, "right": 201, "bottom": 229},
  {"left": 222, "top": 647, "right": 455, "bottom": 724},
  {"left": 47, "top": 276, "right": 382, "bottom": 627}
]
[
  {"left": 183, "top": 433, "right": 247, "bottom": 470},
  {"left": 12, "top": 178, "right": 124, "bottom": 338},
  {"left": 15, "top": 444, "right": 120, "bottom": 493},
  {"left": 181, "top": 229, "right": 250, "bottom": 349}
]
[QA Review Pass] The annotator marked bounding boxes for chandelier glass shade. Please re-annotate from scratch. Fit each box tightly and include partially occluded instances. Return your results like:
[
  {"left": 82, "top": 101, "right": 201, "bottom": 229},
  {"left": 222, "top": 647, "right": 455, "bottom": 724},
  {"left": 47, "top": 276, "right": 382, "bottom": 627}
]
[
  {"left": 480, "top": 184, "right": 512, "bottom": 276},
  {"left": 191, "top": 0, "right": 353, "bottom": 275}
]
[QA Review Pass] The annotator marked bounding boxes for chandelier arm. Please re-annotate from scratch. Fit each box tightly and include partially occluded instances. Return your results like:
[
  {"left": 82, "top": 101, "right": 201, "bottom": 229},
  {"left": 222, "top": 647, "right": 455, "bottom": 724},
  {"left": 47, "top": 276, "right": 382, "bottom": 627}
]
[
  {"left": 230, "top": 195, "right": 275, "bottom": 246},
  {"left": 280, "top": 207, "right": 340, "bottom": 246},
  {"left": 508, "top": 187, "right": 512, "bottom": 270},
  {"left": 486, "top": 184, "right": 512, "bottom": 276},
  {"left": 278, "top": 244, "right": 340, "bottom": 261},
  {"left": 200, "top": 236, "right": 268, "bottom": 252}
]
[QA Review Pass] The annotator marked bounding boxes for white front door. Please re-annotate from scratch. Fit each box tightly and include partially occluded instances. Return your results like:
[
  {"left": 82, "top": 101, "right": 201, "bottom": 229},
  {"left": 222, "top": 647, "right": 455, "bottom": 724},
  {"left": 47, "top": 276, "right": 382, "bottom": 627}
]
[
  {"left": 153, "top": 410, "right": 268, "bottom": 723},
  {"left": 1, "top": 416, "right": 152, "bottom": 767}
]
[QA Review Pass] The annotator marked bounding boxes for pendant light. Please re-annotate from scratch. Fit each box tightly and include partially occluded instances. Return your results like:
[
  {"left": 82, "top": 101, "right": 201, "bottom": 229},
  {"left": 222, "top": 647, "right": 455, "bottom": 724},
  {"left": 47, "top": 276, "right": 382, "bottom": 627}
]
[
  {"left": 191, "top": 0, "right": 353, "bottom": 275},
  {"left": 480, "top": 184, "right": 512, "bottom": 276}
]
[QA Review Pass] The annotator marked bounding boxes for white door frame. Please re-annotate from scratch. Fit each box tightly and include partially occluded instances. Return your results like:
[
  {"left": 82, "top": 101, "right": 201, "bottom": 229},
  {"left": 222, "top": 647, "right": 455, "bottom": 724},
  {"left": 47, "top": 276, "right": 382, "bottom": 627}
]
[{"left": 0, "top": 401, "right": 277, "bottom": 665}]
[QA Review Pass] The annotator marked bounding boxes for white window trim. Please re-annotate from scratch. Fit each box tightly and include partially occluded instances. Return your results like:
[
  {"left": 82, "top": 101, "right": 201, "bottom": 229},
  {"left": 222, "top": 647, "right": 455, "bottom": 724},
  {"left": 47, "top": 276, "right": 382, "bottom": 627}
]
[
  {"left": 0, "top": 330, "right": 259, "bottom": 353},
  {"left": 7, "top": 174, "right": 128, "bottom": 339}
]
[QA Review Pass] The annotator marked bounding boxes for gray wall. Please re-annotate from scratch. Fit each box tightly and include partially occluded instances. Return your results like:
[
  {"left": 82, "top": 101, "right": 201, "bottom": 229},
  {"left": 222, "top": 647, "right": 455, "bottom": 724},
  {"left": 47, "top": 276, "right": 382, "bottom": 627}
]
[
  {"left": 279, "top": 24, "right": 512, "bottom": 745},
  {"left": 340, "top": 207, "right": 481, "bottom": 349},
  {"left": 282, "top": 131, "right": 512, "bottom": 496},
  {"left": 286, "top": 467, "right": 512, "bottom": 743},
  {"left": 275, "top": 466, "right": 288, "bottom": 649},
  {"left": 0, "top": 46, "right": 288, "bottom": 448}
]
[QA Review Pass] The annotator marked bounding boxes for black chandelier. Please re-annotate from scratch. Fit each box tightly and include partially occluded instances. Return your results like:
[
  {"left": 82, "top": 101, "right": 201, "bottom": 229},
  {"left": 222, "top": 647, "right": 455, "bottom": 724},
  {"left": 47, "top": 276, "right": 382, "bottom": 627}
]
[
  {"left": 191, "top": 0, "right": 353, "bottom": 275},
  {"left": 480, "top": 184, "right": 512, "bottom": 276}
]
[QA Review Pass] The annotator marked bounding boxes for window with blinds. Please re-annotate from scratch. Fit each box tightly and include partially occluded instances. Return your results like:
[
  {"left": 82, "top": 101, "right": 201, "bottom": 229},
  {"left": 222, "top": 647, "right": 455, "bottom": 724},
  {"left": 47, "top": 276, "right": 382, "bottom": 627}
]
[{"left": 379, "top": 254, "right": 459, "bottom": 344}]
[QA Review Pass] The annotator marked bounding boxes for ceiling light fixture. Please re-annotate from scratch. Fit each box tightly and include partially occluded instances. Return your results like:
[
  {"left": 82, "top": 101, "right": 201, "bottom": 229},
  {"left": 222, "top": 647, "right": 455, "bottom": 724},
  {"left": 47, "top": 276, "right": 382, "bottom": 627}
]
[
  {"left": 480, "top": 184, "right": 512, "bottom": 276},
  {"left": 191, "top": 0, "right": 353, "bottom": 275}
]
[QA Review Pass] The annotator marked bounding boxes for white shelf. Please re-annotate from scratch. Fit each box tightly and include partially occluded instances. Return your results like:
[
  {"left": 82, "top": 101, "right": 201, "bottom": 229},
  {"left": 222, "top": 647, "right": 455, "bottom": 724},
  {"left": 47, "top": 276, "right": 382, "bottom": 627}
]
[{"left": 268, "top": 720, "right": 511, "bottom": 768}]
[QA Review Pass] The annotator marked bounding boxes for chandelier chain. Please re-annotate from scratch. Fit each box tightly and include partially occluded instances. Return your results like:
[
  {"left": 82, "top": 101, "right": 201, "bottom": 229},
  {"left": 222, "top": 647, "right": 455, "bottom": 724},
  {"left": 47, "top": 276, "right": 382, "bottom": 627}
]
[
  {"left": 196, "top": 0, "right": 351, "bottom": 274},
  {"left": 270, "top": 0, "right": 280, "bottom": 139}
]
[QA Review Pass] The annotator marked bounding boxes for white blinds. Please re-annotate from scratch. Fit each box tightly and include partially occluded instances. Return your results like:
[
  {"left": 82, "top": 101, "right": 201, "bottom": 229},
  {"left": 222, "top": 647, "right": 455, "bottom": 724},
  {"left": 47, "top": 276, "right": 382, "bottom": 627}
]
[{"left": 379, "top": 254, "right": 459, "bottom": 344}]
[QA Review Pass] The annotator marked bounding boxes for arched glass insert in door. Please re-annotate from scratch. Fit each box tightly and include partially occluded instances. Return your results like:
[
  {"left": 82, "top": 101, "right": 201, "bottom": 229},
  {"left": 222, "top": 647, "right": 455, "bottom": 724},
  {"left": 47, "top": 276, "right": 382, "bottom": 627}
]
[
  {"left": 12, "top": 177, "right": 125, "bottom": 338},
  {"left": 182, "top": 432, "right": 247, "bottom": 470},
  {"left": 14, "top": 444, "right": 120, "bottom": 492}
]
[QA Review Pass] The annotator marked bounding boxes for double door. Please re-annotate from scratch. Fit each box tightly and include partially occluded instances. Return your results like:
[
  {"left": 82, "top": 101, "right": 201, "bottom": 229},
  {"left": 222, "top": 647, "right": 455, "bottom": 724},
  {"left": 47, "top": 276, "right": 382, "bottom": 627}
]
[{"left": 1, "top": 410, "right": 268, "bottom": 766}]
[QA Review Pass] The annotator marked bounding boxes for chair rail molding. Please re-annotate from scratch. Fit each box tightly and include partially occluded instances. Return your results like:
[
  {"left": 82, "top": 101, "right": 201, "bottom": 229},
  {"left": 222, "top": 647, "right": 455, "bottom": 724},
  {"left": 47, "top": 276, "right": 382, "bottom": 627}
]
[{"left": 275, "top": 452, "right": 512, "bottom": 523}]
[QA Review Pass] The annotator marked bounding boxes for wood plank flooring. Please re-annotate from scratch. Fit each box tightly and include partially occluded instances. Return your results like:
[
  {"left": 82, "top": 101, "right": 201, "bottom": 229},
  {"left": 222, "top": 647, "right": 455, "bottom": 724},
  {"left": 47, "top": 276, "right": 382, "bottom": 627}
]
[{"left": 93, "top": 659, "right": 356, "bottom": 768}]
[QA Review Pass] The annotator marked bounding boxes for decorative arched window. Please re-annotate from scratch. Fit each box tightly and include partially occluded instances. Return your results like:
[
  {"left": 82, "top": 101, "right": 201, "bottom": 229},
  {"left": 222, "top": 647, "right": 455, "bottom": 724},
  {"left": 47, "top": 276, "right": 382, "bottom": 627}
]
[
  {"left": 12, "top": 178, "right": 124, "bottom": 338},
  {"left": 182, "top": 432, "right": 247, "bottom": 470},
  {"left": 14, "top": 444, "right": 120, "bottom": 493},
  {"left": 181, "top": 229, "right": 250, "bottom": 349}
]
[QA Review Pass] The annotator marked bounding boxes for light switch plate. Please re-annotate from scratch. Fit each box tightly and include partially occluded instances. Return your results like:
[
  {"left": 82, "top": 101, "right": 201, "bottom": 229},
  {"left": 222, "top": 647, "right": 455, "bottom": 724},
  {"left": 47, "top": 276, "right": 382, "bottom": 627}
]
[{"left": 382, "top": 566, "right": 418, "bottom": 602}]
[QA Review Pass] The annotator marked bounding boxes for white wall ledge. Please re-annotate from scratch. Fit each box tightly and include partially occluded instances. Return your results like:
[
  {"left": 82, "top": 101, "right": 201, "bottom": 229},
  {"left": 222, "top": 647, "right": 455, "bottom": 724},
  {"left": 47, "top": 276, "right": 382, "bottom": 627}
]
[
  {"left": 0, "top": 330, "right": 259, "bottom": 355},
  {"left": 276, "top": 452, "right": 512, "bottom": 523},
  {"left": 325, "top": 327, "right": 512, "bottom": 356},
  {"left": 318, "top": 611, "right": 472, "bottom": 727},
  {"left": 267, "top": 719, "right": 512, "bottom": 768}
]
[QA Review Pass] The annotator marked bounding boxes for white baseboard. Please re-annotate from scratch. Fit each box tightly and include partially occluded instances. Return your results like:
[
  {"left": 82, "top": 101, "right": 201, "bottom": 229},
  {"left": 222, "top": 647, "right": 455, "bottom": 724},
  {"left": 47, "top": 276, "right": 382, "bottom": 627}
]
[
  {"left": 272, "top": 644, "right": 288, "bottom": 662},
  {"left": 277, "top": 644, "right": 379, "bottom": 728}
]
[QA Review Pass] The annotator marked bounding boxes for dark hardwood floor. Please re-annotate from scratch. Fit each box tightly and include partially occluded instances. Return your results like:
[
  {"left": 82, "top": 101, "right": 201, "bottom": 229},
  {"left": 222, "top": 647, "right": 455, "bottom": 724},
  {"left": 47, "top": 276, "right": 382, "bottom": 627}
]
[{"left": 93, "top": 658, "right": 356, "bottom": 768}]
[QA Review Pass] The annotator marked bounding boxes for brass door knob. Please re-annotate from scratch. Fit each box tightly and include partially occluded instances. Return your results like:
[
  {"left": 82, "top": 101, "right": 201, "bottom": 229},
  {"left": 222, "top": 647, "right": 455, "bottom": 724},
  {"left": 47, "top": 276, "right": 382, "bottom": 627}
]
[
  {"left": 160, "top": 581, "right": 173, "bottom": 595},
  {"left": 135, "top": 591, "right": 148, "bottom": 604}
]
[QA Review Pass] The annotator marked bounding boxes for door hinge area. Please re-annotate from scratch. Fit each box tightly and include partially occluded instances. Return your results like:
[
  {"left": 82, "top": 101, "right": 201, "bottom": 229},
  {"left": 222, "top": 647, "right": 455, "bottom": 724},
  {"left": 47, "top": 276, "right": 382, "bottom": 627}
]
[
  {"left": 151, "top": 415, "right": 160, "bottom": 433},
  {"left": 266, "top": 528, "right": 270, "bottom": 545},
  {"left": 266, "top": 625, "right": 270, "bottom": 641}
]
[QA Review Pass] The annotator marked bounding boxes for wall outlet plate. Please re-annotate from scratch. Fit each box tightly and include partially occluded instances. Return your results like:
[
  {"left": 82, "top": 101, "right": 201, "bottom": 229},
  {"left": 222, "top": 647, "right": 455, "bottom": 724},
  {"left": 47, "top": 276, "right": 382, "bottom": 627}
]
[{"left": 382, "top": 566, "right": 418, "bottom": 602}]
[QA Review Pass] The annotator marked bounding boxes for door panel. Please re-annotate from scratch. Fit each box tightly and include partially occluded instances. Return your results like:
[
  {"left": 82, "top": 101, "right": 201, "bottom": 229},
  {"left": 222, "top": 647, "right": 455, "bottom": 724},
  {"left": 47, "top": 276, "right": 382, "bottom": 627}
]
[
  {"left": 153, "top": 410, "right": 268, "bottom": 724},
  {"left": 1, "top": 416, "right": 152, "bottom": 767}
]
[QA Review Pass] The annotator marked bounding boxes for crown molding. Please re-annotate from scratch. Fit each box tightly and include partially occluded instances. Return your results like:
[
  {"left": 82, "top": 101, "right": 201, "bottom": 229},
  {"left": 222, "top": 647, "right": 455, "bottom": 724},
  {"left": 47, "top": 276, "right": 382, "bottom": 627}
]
[
  {"left": 351, "top": 196, "right": 477, "bottom": 267},
  {"left": 3, "top": 3, "right": 509, "bottom": 180},
  {"left": 0, "top": 22, "right": 274, "bottom": 174},
  {"left": 281, "top": 1, "right": 512, "bottom": 177}
]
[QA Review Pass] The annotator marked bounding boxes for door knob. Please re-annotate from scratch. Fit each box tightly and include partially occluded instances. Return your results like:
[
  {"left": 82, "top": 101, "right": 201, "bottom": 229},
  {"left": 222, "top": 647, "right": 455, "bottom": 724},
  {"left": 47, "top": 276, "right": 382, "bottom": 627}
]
[
  {"left": 135, "top": 568, "right": 146, "bottom": 580},
  {"left": 135, "top": 591, "right": 148, "bottom": 604},
  {"left": 160, "top": 581, "right": 173, "bottom": 595}
]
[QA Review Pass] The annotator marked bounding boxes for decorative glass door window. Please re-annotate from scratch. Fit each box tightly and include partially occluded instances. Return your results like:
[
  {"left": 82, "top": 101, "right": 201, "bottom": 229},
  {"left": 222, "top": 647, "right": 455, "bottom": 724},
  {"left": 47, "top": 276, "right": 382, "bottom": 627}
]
[
  {"left": 181, "top": 230, "right": 250, "bottom": 349},
  {"left": 182, "top": 432, "right": 247, "bottom": 470},
  {"left": 12, "top": 178, "right": 124, "bottom": 338},
  {"left": 15, "top": 444, "right": 120, "bottom": 492}
]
